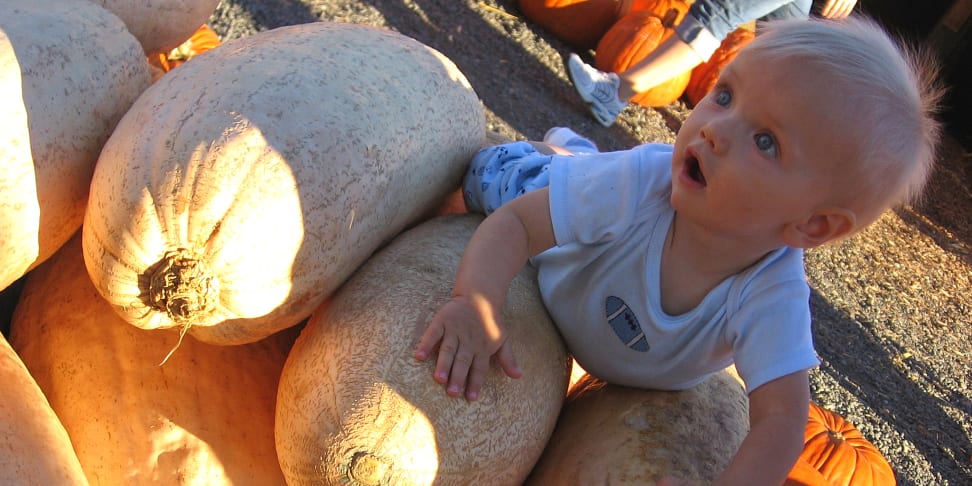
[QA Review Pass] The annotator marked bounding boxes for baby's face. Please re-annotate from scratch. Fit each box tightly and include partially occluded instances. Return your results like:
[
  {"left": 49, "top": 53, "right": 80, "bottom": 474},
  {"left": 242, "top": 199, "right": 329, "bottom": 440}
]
[{"left": 670, "top": 47, "right": 857, "bottom": 245}]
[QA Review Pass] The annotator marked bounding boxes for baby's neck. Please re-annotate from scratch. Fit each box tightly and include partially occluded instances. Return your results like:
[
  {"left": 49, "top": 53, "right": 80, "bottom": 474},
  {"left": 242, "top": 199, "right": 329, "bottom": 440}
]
[{"left": 658, "top": 213, "right": 778, "bottom": 315}]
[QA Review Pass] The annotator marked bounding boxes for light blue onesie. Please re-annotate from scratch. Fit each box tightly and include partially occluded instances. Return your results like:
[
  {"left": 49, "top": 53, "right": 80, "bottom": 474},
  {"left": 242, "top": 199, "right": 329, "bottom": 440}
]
[{"left": 464, "top": 133, "right": 820, "bottom": 393}]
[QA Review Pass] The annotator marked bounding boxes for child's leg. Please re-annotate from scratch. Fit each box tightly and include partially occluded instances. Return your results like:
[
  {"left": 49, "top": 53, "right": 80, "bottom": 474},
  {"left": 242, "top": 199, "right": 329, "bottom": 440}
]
[{"left": 463, "top": 142, "right": 553, "bottom": 215}]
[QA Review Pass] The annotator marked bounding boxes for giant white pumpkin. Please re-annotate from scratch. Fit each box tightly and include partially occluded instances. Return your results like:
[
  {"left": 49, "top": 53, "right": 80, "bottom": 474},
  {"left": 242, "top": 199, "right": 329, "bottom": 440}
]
[
  {"left": 82, "top": 22, "right": 486, "bottom": 345},
  {"left": 0, "top": 0, "right": 150, "bottom": 292},
  {"left": 275, "top": 215, "right": 571, "bottom": 485},
  {"left": 10, "top": 233, "right": 294, "bottom": 486},
  {"left": 526, "top": 369, "right": 750, "bottom": 483},
  {"left": 89, "top": 0, "right": 222, "bottom": 54}
]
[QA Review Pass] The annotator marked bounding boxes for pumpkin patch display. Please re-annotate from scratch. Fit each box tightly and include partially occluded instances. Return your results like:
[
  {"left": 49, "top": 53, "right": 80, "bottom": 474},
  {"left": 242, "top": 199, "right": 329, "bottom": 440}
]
[
  {"left": 0, "top": 334, "right": 89, "bottom": 485},
  {"left": 88, "top": 0, "right": 221, "bottom": 54},
  {"left": 9, "top": 234, "right": 294, "bottom": 486},
  {"left": 595, "top": 9, "right": 693, "bottom": 107},
  {"left": 0, "top": 0, "right": 151, "bottom": 293},
  {"left": 526, "top": 369, "right": 749, "bottom": 484},
  {"left": 275, "top": 215, "right": 571, "bottom": 485},
  {"left": 82, "top": 22, "right": 486, "bottom": 345},
  {"left": 684, "top": 26, "right": 755, "bottom": 106},
  {"left": 799, "top": 402, "right": 897, "bottom": 485}
]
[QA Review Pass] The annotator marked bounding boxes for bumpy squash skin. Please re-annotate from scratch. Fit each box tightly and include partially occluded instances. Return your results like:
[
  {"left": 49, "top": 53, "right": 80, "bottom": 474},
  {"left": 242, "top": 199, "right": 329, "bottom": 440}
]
[
  {"left": 0, "top": 334, "right": 89, "bottom": 485},
  {"left": 89, "top": 0, "right": 221, "bottom": 54},
  {"left": 526, "top": 370, "right": 749, "bottom": 484},
  {"left": 276, "top": 215, "right": 570, "bottom": 486},
  {"left": 83, "top": 22, "right": 486, "bottom": 345},
  {"left": 0, "top": 0, "right": 151, "bottom": 292},
  {"left": 9, "top": 234, "right": 294, "bottom": 486}
]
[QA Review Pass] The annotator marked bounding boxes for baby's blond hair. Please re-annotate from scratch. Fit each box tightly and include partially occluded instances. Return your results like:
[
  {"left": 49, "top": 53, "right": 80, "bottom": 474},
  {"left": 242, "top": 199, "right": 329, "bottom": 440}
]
[{"left": 747, "top": 16, "right": 943, "bottom": 224}]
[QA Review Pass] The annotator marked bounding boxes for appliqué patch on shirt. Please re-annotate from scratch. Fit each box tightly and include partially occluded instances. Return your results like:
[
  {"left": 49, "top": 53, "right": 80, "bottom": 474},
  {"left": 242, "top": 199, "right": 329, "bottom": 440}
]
[{"left": 605, "top": 296, "right": 648, "bottom": 352}]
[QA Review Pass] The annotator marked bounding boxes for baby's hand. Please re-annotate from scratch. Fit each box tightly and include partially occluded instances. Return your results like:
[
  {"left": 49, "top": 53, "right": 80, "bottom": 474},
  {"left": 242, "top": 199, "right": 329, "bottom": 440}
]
[{"left": 414, "top": 294, "right": 521, "bottom": 401}]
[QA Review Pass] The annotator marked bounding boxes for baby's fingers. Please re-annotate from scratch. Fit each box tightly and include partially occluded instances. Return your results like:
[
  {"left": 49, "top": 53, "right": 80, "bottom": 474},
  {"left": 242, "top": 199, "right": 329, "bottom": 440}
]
[
  {"left": 463, "top": 354, "right": 493, "bottom": 401},
  {"left": 496, "top": 340, "right": 522, "bottom": 379},
  {"left": 414, "top": 319, "right": 445, "bottom": 362},
  {"left": 432, "top": 333, "right": 460, "bottom": 386},
  {"left": 444, "top": 344, "right": 475, "bottom": 398}
]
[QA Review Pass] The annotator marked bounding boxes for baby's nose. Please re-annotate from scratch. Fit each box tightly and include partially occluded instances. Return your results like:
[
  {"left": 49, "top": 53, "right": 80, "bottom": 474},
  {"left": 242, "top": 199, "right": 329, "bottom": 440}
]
[{"left": 699, "top": 121, "right": 728, "bottom": 154}]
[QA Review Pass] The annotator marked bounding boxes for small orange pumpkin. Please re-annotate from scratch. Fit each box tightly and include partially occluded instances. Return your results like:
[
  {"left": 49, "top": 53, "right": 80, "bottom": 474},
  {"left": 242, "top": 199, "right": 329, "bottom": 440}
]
[
  {"left": 683, "top": 26, "right": 755, "bottom": 106},
  {"left": 595, "top": 9, "right": 692, "bottom": 107},
  {"left": 518, "top": 0, "right": 627, "bottom": 50},
  {"left": 147, "top": 24, "right": 221, "bottom": 73},
  {"left": 800, "top": 402, "right": 896, "bottom": 485}
]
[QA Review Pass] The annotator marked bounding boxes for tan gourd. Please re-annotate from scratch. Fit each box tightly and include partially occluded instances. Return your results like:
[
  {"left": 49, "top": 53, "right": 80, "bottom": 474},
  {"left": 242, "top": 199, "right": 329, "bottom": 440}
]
[
  {"left": 276, "top": 214, "right": 571, "bottom": 485},
  {"left": 9, "top": 233, "right": 294, "bottom": 486},
  {"left": 82, "top": 22, "right": 486, "bottom": 345},
  {"left": 89, "top": 0, "right": 222, "bottom": 54},
  {"left": 0, "top": 0, "right": 150, "bottom": 292},
  {"left": 527, "top": 369, "right": 749, "bottom": 484},
  {"left": 0, "top": 334, "right": 89, "bottom": 485}
]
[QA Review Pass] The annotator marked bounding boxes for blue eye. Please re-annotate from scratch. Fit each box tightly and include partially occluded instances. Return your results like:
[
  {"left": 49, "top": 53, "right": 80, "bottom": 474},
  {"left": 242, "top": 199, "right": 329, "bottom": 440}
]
[
  {"left": 754, "top": 133, "right": 778, "bottom": 157},
  {"left": 714, "top": 88, "right": 731, "bottom": 107}
]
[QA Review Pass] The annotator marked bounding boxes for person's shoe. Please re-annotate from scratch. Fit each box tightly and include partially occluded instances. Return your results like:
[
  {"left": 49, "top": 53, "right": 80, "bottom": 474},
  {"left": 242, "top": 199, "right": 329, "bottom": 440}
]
[{"left": 566, "top": 53, "right": 626, "bottom": 127}]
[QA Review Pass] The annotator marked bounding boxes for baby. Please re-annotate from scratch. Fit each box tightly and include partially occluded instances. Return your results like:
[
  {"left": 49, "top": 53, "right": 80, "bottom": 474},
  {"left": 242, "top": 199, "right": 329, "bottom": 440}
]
[{"left": 415, "top": 16, "right": 941, "bottom": 485}]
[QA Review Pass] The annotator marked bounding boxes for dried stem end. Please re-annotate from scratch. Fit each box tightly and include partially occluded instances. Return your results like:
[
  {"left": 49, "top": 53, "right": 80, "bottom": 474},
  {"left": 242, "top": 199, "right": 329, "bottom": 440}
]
[{"left": 148, "top": 249, "right": 218, "bottom": 324}]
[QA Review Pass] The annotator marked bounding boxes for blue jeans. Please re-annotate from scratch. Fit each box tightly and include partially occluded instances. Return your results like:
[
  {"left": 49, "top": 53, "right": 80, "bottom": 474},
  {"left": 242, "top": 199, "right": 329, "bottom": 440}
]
[{"left": 677, "top": 0, "right": 812, "bottom": 60}]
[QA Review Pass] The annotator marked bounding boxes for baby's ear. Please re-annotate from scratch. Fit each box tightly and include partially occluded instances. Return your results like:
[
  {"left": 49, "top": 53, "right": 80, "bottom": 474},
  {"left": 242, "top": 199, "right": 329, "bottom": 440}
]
[{"left": 784, "top": 208, "right": 857, "bottom": 248}]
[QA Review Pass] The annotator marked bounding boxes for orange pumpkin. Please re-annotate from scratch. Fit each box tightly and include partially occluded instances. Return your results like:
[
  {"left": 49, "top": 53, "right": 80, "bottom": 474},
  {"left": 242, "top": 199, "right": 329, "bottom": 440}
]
[
  {"left": 800, "top": 402, "right": 896, "bottom": 485},
  {"left": 148, "top": 24, "right": 221, "bottom": 73},
  {"left": 620, "top": 0, "right": 693, "bottom": 25},
  {"left": 595, "top": 9, "right": 692, "bottom": 107},
  {"left": 518, "top": 0, "right": 627, "bottom": 49},
  {"left": 784, "top": 458, "right": 831, "bottom": 486},
  {"left": 683, "top": 26, "right": 755, "bottom": 106}
]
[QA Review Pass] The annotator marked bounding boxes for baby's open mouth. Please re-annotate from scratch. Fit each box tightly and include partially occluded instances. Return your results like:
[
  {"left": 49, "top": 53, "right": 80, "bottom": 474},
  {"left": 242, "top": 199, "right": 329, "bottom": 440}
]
[{"left": 687, "top": 156, "right": 707, "bottom": 186}]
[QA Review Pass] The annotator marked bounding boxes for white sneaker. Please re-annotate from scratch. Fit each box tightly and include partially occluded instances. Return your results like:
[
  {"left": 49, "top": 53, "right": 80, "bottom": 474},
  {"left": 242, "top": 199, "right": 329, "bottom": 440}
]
[{"left": 566, "top": 53, "right": 626, "bottom": 127}]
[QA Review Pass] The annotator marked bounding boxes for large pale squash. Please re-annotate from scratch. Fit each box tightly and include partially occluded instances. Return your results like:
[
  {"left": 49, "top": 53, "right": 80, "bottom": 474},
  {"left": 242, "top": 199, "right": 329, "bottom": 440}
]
[
  {"left": 89, "top": 0, "right": 221, "bottom": 54},
  {"left": 9, "top": 234, "right": 294, "bottom": 486},
  {"left": 526, "top": 369, "right": 749, "bottom": 484},
  {"left": 0, "top": 334, "right": 88, "bottom": 485},
  {"left": 276, "top": 215, "right": 570, "bottom": 485},
  {"left": 83, "top": 22, "right": 486, "bottom": 345},
  {"left": 0, "top": 0, "right": 150, "bottom": 292}
]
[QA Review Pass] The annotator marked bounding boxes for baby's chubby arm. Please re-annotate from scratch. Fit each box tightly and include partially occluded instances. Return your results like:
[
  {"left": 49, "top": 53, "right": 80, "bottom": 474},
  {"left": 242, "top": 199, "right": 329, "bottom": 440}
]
[
  {"left": 414, "top": 186, "right": 557, "bottom": 401},
  {"left": 715, "top": 370, "right": 810, "bottom": 485}
]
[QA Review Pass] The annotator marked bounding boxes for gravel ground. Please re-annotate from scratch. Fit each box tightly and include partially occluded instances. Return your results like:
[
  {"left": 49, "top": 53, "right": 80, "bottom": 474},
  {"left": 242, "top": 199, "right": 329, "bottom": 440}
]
[
  {"left": 2, "top": 0, "right": 968, "bottom": 484},
  {"left": 208, "top": 1, "right": 972, "bottom": 484}
]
